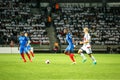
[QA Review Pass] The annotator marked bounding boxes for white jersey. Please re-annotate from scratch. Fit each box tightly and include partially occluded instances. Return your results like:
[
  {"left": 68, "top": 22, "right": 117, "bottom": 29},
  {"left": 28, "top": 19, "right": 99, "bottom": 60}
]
[
  {"left": 82, "top": 33, "right": 91, "bottom": 48},
  {"left": 79, "top": 33, "right": 92, "bottom": 54}
]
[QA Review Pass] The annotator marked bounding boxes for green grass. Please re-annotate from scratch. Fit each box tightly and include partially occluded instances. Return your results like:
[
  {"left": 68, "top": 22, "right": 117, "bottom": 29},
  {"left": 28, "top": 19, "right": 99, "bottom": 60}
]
[{"left": 0, "top": 53, "right": 120, "bottom": 80}]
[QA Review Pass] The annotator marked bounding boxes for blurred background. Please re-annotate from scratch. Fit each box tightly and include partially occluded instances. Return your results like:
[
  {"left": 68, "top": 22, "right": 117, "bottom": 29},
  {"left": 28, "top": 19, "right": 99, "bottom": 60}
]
[{"left": 0, "top": 0, "right": 120, "bottom": 53}]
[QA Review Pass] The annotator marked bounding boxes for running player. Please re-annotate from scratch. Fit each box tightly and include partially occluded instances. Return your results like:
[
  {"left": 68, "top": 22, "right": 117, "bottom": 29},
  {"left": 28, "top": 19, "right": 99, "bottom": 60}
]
[
  {"left": 18, "top": 32, "right": 32, "bottom": 62},
  {"left": 64, "top": 28, "right": 76, "bottom": 64},
  {"left": 78, "top": 27, "right": 97, "bottom": 64},
  {"left": 24, "top": 32, "right": 34, "bottom": 58}
]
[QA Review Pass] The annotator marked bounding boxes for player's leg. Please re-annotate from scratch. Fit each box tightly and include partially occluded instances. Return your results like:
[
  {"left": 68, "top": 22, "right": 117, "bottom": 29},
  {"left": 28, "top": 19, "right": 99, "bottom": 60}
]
[
  {"left": 29, "top": 50, "right": 34, "bottom": 57},
  {"left": 69, "top": 52, "right": 75, "bottom": 63},
  {"left": 88, "top": 54, "right": 97, "bottom": 64},
  {"left": 24, "top": 47, "right": 32, "bottom": 62},
  {"left": 64, "top": 46, "right": 70, "bottom": 55},
  {"left": 28, "top": 46, "right": 34, "bottom": 57},
  {"left": 28, "top": 50, "right": 34, "bottom": 58},
  {"left": 66, "top": 50, "right": 76, "bottom": 63},
  {"left": 26, "top": 53, "right": 32, "bottom": 62},
  {"left": 78, "top": 48, "right": 86, "bottom": 63},
  {"left": 64, "top": 46, "right": 76, "bottom": 63},
  {"left": 69, "top": 46, "right": 76, "bottom": 63},
  {"left": 20, "top": 47, "right": 26, "bottom": 62},
  {"left": 86, "top": 48, "right": 97, "bottom": 64}
]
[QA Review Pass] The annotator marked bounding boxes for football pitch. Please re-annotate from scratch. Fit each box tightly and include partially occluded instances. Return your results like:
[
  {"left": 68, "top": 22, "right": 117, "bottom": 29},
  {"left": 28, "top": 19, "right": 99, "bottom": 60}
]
[{"left": 0, "top": 53, "right": 120, "bottom": 80}]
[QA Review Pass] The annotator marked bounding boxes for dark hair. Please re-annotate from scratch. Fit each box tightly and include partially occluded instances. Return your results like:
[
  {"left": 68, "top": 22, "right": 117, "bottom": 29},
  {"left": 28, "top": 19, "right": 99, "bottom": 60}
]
[{"left": 20, "top": 32, "right": 24, "bottom": 35}]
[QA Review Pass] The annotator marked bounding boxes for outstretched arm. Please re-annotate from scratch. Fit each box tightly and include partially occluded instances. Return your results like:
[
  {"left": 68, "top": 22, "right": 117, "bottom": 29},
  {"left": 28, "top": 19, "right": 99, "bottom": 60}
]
[{"left": 80, "top": 40, "right": 89, "bottom": 44}]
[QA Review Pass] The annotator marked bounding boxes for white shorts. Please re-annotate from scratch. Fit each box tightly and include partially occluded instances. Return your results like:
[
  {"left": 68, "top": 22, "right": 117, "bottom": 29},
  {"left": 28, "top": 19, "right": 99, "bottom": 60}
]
[{"left": 80, "top": 46, "right": 92, "bottom": 54}]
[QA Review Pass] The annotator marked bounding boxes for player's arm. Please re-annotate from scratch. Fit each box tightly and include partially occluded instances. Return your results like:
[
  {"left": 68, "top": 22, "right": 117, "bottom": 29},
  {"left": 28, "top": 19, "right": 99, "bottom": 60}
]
[
  {"left": 80, "top": 34, "right": 91, "bottom": 44},
  {"left": 26, "top": 40, "right": 31, "bottom": 46},
  {"left": 72, "top": 38, "right": 75, "bottom": 44},
  {"left": 25, "top": 37, "right": 29, "bottom": 46},
  {"left": 28, "top": 40, "right": 31, "bottom": 44},
  {"left": 69, "top": 34, "right": 75, "bottom": 44},
  {"left": 80, "top": 40, "right": 89, "bottom": 44}
]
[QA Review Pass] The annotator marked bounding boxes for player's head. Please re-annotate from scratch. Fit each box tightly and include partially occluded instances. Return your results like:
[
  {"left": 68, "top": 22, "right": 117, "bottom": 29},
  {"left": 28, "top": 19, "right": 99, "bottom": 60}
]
[
  {"left": 20, "top": 32, "right": 24, "bottom": 36},
  {"left": 24, "top": 32, "right": 28, "bottom": 37},
  {"left": 83, "top": 27, "right": 89, "bottom": 33},
  {"left": 64, "top": 28, "right": 69, "bottom": 34}
]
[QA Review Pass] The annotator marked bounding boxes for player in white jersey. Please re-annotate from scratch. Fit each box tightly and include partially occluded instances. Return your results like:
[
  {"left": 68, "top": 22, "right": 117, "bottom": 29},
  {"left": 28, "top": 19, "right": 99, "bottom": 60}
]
[{"left": 78, "top": 27, "right": 97, "bottom": 64}]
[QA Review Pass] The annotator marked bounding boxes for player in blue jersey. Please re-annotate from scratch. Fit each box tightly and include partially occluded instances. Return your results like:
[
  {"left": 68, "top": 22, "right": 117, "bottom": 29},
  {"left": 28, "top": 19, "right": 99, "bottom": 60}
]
[
  {"left": 24, "top": 32, "right": 34, "bottom": 58},
  {"left": 64, "top": 28, "right": 76, "bottom": 64},
  {"left": 18, "top": 32, "right": 32, "bottom": 62}
]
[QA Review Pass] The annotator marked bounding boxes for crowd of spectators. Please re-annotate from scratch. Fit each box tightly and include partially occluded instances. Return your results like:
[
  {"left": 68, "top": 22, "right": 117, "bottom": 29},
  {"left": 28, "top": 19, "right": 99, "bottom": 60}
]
[
  {"left": 0, "top": 1, "right": 49, "bottom": 46},
  {"left": 53, "top": 5, "right": 120, "bottom": 45},
  {"left": 0, "top": 1, "right": 120, "bottom": 47}
]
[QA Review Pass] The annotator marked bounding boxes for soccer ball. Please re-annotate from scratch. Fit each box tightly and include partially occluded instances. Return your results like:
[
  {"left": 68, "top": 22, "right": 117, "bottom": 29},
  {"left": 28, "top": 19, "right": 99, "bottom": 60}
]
[{"left": 45, "top": 60, "right": 50, "bottom": 64}]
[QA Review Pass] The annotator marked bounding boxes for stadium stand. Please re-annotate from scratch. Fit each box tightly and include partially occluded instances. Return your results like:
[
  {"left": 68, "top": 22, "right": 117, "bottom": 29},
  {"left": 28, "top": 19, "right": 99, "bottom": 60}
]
[
  {"left": 53, "top": 6, "right": 120, "bottom": 45},
  {"left": 52, "top": 5, "right": 120, "bottom": 52},
  {"left": 0, "top": 1, "right": 120, "bottom": 53},
  {"left": 0, "top": 1, "right": 50, "bottom": 48}
]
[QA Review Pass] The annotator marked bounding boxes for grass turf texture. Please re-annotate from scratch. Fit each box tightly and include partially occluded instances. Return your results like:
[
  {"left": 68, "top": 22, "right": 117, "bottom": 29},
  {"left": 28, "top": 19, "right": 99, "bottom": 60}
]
[{"left": 0, "top": 54, "right": 120, "bottom": 80}]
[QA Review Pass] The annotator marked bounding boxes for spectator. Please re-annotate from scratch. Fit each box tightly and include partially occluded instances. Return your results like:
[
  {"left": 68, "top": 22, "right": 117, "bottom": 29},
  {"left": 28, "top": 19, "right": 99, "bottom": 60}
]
[
  {"left": 10, "top": 40, "right": 14, "bottom": 47},
  {"left": 53, "top": 42, "right": 59, "bottom": 53},
  {"left": 47, "top": 16, "right": 52, "bottom": 27},
  {"left": 55, "top": 3, "right": 59, "bottom": 11}
]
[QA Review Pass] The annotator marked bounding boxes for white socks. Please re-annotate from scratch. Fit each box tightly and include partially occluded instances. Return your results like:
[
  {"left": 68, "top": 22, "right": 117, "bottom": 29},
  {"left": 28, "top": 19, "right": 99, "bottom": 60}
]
[
  {"left": 91, "top": 55, "right": 96, "bottom": 62},
  {"left": 80, "top": 53, "right": 96, "bottom": 62},
  {"left": 80, "top": 53, "right": 86, "bottom": 60}
]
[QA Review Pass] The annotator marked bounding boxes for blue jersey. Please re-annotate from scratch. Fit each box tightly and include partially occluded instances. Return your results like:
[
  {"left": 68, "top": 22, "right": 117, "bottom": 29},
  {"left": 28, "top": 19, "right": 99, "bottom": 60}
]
[
  {"left": 66, "top": 33, "right": 73, "bottom": 46},
  {"left": 18, "top": 36, "right": 28, "bottom": 54},
  {"left": 19, "top": 36, "right": 28, "bottom": 47},
  {"left": 26, "top": 37, "right": 31, "bottom": 50},
  {"left": 27, "top": 37, "right": 30, "bottom": 45},
  {"left": 65, "top": 33, "right": 74, "bottom": 52}
]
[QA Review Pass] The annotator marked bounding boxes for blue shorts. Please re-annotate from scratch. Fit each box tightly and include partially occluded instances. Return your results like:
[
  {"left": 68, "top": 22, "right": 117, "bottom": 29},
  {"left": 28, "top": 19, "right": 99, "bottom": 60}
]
[
  {"left": 24, "top": 46, "right": 29, "bottom": 53},
  {"left": 27, "top": 45, "right": 31, "bottom": 51},
  {"left": 19, "top": 46, "right": 26, "bottom": 54},
  {"left": 65, "top": 45, "right": 74, "bottom": 53}
]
